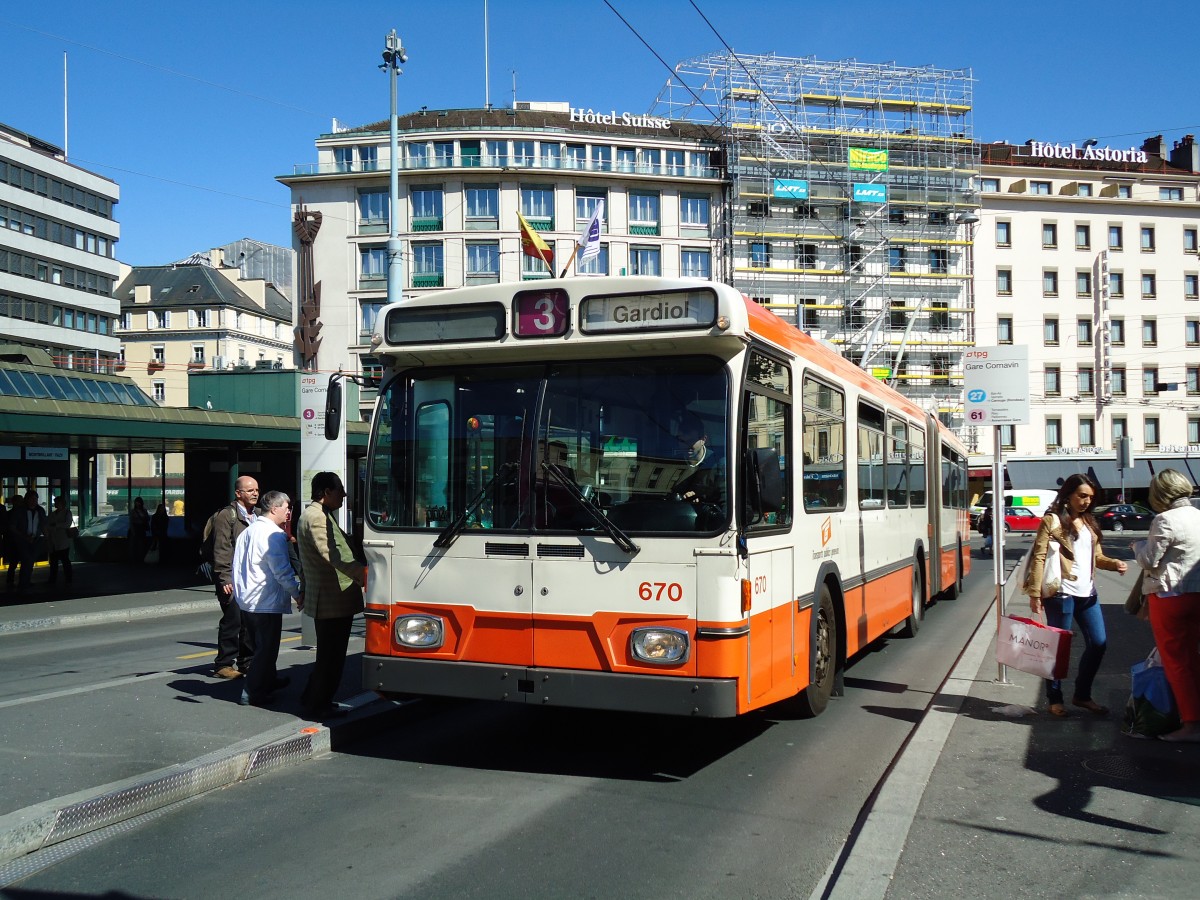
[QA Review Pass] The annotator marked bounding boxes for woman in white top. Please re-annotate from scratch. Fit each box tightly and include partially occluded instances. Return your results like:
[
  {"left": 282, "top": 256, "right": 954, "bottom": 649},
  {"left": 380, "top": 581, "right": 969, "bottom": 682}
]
[
  {"left": 1132, "top": 469, "right": 1200, "bottom": 742},
  {"left": 1025, "top": 474, "right": 1128, "bottom": 718}
]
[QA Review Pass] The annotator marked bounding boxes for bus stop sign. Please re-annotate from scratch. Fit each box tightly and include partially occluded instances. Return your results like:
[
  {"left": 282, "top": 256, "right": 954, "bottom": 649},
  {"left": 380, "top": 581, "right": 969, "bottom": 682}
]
[{"left": 963, "top": 346, "right": 1030, "bottom": 426}]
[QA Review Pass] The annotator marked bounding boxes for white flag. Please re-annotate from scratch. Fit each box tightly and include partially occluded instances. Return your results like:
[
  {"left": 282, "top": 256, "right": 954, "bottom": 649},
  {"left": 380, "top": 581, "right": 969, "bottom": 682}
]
[{"left": 576, "top": 199, "right": 604, "bottom": 266}]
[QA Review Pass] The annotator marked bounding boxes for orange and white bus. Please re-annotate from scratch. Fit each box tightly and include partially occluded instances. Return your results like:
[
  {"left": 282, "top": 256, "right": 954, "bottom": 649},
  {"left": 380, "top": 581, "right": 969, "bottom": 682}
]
[{"left": 342, "top": 276, "right": 970, "bottom": 718}]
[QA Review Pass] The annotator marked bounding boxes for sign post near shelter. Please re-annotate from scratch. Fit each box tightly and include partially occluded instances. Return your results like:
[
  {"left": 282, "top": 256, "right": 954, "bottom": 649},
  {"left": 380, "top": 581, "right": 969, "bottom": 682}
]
[{"left": 964, "top": 346, "right": 1031, "bottom": 684}]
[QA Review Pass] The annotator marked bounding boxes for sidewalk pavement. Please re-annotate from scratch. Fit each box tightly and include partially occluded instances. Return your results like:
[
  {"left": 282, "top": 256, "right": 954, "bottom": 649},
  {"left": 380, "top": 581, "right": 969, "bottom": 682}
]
[
  {"left": 0, "top": 562, "right": 408, "bottom": 874},
  {"left": 824, "top": 540, "right": 1200, "bottom": 899}
]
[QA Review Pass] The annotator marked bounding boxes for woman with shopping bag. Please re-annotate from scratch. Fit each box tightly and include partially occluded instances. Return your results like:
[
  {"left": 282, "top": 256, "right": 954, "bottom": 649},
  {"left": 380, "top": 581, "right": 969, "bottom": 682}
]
[
  {"left": 1130, "top": 469, "right": 1200, "bottom": 742},
  {"left": 1024, "top": 474, "right": 1127, "bottom": 718}
]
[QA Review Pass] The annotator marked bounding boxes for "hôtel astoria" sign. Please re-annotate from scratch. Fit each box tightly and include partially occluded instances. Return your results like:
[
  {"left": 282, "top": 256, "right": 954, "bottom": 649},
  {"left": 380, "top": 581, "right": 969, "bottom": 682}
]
[{"left": 1026, "top": 141, "right": 1149, "bottom": 164}]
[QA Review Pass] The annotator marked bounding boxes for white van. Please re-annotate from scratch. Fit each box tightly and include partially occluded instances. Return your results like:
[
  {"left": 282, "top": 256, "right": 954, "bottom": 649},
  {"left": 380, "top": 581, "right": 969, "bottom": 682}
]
[{"left": 970, "top": 489, "right": 1058, "bottom": 528}]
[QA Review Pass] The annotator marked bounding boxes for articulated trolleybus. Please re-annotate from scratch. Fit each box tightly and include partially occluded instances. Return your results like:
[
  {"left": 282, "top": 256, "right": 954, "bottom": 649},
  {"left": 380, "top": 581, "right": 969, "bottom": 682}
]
[{"left": 347, "top": 276, "right": 970, "bottom": 718}]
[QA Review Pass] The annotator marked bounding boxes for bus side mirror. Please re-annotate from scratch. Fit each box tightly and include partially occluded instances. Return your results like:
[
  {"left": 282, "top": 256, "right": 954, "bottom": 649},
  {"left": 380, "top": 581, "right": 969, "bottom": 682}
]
[{"left": 325, "top": 378, "right": 343, "bottom": 440}]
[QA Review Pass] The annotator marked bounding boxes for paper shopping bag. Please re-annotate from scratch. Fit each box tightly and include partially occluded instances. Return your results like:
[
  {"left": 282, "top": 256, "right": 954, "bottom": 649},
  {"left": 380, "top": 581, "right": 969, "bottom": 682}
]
[{"left": 996, "top": 615, "right": 1072, "bottom": 679}]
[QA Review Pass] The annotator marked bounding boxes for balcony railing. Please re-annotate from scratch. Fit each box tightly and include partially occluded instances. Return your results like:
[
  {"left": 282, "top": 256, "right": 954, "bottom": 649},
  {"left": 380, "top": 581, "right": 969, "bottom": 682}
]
[
  {"left": 411, "top": 274, "right": 444, "bottom": 288},
  {"left": 411, "top": 216, "right": 444, "bottom": 232},
  {"left": 292, "top": 156, "right": 721, "bottom": 180}
]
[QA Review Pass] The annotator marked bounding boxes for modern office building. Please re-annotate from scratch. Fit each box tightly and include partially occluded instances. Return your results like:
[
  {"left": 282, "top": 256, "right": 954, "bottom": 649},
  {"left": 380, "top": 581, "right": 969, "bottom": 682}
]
[
  {"left": 973, "top": 135, "right": 1200, "bottom": 483},
  {"left": 655, "top": 53, "right": 979, "bottom": 429},
  {"left": 278, "top": 103, "right": 725, "bottom": 399},
  {"left": 0, "top": 122, "right": 121, "bottom": 372}
]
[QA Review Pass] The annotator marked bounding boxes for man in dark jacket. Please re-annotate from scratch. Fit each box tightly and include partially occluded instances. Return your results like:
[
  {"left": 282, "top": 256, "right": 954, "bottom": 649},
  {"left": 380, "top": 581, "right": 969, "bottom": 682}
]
[
  {"left": 10, "top": 491, "right": 47, "bottom": 590},
  {"left": 211, "top": 476, "right": 258, "bottom": 679}
]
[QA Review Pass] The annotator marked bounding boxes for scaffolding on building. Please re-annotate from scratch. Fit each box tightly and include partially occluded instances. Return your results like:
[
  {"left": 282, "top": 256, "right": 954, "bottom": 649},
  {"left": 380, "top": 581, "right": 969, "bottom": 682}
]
[{"left": 652, "top": 52, "right": 980, "bottom": 430}]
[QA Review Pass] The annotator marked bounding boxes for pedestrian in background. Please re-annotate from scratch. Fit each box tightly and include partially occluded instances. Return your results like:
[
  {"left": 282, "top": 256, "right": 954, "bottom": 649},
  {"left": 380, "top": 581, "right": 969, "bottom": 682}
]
[
  {"left": 296, "top": 471, "right": 365, "bottom": 720},
  {"left": 210, "top": 477, "right": 258, "bottom": 679},
  {"left": 1025, "top": 473, "right": 1127, "bottom": 718},
  {"left": 979, "top": 506, "right": 994, "bottom": 556},
  {"left": 128, "top": 497, "right": 150, "bottom": 563},
  {"left": 46, "top": 495, "right": 75, "bottom": 587},
  {"left": 10, "top": 490, "right": 47, "bottom": 591},
  {"left": 5, "top": 494, "right": 23, "bottom": 589},
  {"left": 150, "top": 502, "right": 169, "bottom": 563},
  {"left": 1132, "top": 469, "right": 1200, "bottom": 742},
  {"left": 232, "top": 490, "right": 301, "bottom": 707}
]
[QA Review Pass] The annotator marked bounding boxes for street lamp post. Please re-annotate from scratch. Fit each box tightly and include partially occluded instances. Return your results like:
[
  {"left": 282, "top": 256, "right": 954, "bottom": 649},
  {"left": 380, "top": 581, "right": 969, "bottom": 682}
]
[{"left": 381, "top": 30, "right": 408, "bottom": 306}]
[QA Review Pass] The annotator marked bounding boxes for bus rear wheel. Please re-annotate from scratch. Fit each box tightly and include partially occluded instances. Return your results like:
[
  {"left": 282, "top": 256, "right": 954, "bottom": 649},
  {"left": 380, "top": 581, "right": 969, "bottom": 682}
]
[
  {"left": 795, "top": 585, "right": 837, "bottom": 718},
  {"left": 898, "top": 562, "right": 923, "bottom": 638}
]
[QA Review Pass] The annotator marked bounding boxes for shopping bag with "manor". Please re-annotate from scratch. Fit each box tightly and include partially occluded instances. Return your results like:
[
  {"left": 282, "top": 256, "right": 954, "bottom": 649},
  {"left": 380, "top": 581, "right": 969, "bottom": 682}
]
[{"left": 996, "top": 615, "right": 1072, "bottom": 679}]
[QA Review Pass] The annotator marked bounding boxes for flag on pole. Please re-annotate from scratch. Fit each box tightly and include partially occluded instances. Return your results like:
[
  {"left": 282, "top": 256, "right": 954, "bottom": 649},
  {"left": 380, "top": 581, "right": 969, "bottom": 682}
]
[
  {"left": 518, "top": 211, "right": 554, "bottom": 269},
  {"left": 576, "top": 199, "right": 605, "bottom": 266}
]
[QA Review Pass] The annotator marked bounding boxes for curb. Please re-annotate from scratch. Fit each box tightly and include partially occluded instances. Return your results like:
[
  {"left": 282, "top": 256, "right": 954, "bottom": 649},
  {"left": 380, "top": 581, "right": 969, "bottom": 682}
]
[
  {"left": 0, "top": 599, "right": 215, "bottom": 635},
  {"left": 0, "top": 693, "right": 417, "bottom": 869}
]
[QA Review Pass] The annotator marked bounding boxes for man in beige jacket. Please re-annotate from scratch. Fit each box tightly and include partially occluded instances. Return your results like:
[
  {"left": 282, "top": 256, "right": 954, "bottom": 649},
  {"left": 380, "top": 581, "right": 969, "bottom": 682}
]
[{"left": 297, "top": 471, "right": 365, "bottom": 719}]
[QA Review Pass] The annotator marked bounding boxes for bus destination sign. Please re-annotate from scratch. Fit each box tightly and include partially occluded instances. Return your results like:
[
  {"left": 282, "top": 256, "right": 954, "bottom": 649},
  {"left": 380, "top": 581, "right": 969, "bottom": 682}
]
[{"left": 580, "top": 290, "right": 717, "bottom": 334}]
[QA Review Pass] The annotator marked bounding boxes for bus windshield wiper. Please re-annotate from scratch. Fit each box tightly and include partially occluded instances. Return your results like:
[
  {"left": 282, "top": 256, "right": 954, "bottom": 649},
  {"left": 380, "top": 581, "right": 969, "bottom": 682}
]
[
  {"left": 542, "top": 463, "right": 640, "bottom": 556},
  {"left": 434, "top": 462, "right": 516, "bottom": 549}
]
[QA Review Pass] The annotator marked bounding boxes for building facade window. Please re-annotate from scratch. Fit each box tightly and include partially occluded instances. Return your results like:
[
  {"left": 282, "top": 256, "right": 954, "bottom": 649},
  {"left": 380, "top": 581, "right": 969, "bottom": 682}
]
[
  {"left": 1141, "top": 226, "right": 1156, "bottom": 251},
  {"left": 1143, "top": 365, "right": 1160, "bottom": 395},
  {"left": 1077, "top": 318, "right": 1093, "bottom": 346},
  {"left": 1110, "top": 272, "right": 1124, "bottom": 297},
  {"left": 1161, "top": 187, "right": 1184, "bottom": 201},
  {"left": 1113, "top": 416, "right": 1128, "bottom": 440},
  {"left": 1111, "top": 317, "right": 1125, "bottom": 345},
  {"left": 1076, "top": 270, "right": 1092, "bottom": 296},
  {"left": 796, "top": 243, "right": 818, "bottom": 269},
  {"left": 1191, "top": 418, "right": 1200, "bottom": 445},
  {"left": 410, "top": 187, "right": 444, "bottom": 229},
  {"left": 680, "top": 248, "right": 711, "bottom": 279},
  {"left": 1188, "top": 319, "right": 1200, "bottom": 346},
  {"left": 113, "top": 455, "right": 127, "bottom": 477},
  {"left": 1078, "top": 366, "right": 1095, "bottom": 396},
  {"left": 750, "top": 242, "right": 771, "bottom": 267},
  {"left": 1000, "top": 424, "right": 1015, "bottom": 449},
  {"left": 889, "top": 247, "right": 906, "bottom": 272},
  {"left": 630, "top": 246, "right": 661, "bottom": 276},
  {"left": 1109, "top": 225, "right": 1123, "bottom": 249},
  {"left": 1143, "top": 318, "right": 1158, "bottom": 346},
  {"left": 628, "top": 191, "right": 660, "bottom": 232},
  {"left": 680, "top": 193, "right": 710, "bottom": 229},
  {"left": 1112, "top": 366, "right": 1127, "bottom": 396},
  {"left": 980, "top": 177, "right": 999, "bottom": 192},
  {"left": 465, "top": 241, "right": 500, "bottom": 283},
  {"left": 998, "top": 315, "right": 1013, "bottom": 344},
  {"left": 191, "top": 344, "right": 204, "bottom": 364},
  {"left": 577, "top": 243, "right": 608, "bottom": 275},
  {"left": 1186, "top": 273, "right": 1199, "bottom": 299},
  {"left": 997, "top": 268, "right": 1012, "bottom": 295},
  {"left": 1031, "top": 181, "right": 1051, "bottom": 195},
  {"left": 1046, "top": 417, "right": 1062, "bottom": 448},
  {"left": 575, "top": 188, "right": 606, "bottom": 223},
  {"left": 1189, "top": 366, "right": 1200, "bottom": 395},
  {"left": 1185, "top": 227, "right": 1198, "bottom": 252},
  {"left": 929, "top": 247, "right": 949, "bottom": 274},
  {"left": 361, "top": 300, "right": 384, "bottom": 337},
  {"left": 996, "top": 221, "right": 1011, "bottom": 247},
  {"left": 360, "top": 246, "right": 386, "bottom": 284},
  {"left": 1045, "top": 365, "right": 1061, "bottom": 397},
  {"left": 1079, "top": 418, "right": 1095, "bottom": 447},
  {"left": 1043, "top": 269, "right": 1058, "bottom": 296},
  {"left": 464, "top": 185, "right": 499, "bottom": 227},
  {"left": 1044, "top": 317, "right": 1059, "bottom": 345},
  {"left": 1042, "top": 222, "right": 1058, "bottom": 248},
  {"left": 1145, "top": 417, "right": 1160, "bottom": 448},
  {"left": 411, "top": 242, "right": 445, "bottom": 287},
  {"left": 520, "top": 186, "right": 555, "bottom": 224},
  {"left": 152, "top": 381, "right": 165, "bottom": 402}
]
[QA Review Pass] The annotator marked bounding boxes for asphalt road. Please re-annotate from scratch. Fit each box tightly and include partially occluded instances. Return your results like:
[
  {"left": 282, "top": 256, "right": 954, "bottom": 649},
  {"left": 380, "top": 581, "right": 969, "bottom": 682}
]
[{"left": 4, "top": 559, "right": 1000, "bottom": 899}]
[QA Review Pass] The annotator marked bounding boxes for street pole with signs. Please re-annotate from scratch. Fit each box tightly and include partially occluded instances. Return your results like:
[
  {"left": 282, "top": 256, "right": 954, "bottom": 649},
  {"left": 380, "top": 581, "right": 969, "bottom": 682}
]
[{"left": 964, "top": 345, "right": 1031, "bottom": 684}]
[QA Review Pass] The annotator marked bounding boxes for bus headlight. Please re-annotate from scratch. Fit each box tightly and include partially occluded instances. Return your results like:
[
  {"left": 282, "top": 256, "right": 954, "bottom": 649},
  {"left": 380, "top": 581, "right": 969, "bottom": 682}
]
[
  {"left": 630, "top": 627, "right": 690, "bottom": 664},
  {"left": 394, "top": 615, "right": 445, "bottom": 649}
]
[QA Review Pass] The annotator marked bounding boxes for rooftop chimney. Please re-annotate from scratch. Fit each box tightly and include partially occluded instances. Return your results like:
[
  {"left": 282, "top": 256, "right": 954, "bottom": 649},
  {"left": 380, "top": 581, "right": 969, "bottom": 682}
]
[
  {"left": 1141, "top": 134, "right": 1164, "bottom": 159},
  {"left": 1170, "top": 134, "right": 1200, "bottom": 174}
]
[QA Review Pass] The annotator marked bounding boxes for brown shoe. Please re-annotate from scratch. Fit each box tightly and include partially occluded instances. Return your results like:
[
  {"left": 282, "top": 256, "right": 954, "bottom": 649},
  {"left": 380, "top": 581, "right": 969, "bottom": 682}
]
[
  {"left": 1048, "top": 703, "right": 1069, "bottom": 717},
  {"left": 1071, "top": 698, "right": 1109, "bottom": 716},
  {"left": 214, "top": 666, "right": 243, "bottom": 679}
]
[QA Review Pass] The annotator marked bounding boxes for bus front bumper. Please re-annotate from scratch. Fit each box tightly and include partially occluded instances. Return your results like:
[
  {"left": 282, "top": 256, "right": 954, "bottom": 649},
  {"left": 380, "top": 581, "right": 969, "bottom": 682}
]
[{"left": 364, "top": 655, "right": 740, "bottom": 718}]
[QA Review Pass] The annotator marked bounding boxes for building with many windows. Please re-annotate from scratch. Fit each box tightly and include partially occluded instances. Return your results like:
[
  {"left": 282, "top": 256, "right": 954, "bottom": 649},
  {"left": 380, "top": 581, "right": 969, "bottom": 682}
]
[
  {"left": 974, "top": 135, "right": 1200, "bottom": 484},
  {"left": 278, "top": 103, "right": 724, "bottom": 391},
  {"left": 0, "top": 122, "right": 121, "bottom": 372}
]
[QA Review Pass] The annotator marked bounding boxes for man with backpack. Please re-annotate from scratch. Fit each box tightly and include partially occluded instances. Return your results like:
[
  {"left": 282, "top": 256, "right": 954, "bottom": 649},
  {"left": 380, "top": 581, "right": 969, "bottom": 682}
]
[{"left": 210, "top": 476, "right": 258, "bottom": 679}]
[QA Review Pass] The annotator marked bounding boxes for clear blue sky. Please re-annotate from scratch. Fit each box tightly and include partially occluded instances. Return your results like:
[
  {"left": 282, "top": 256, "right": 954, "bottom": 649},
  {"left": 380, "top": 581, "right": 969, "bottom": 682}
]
[{"left": 3, "top": 1, "right": 1197, "bottom": 266}]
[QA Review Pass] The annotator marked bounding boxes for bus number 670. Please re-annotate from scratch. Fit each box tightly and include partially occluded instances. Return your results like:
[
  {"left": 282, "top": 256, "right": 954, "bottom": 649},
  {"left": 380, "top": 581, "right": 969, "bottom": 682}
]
[{"left": 639, "top": 582, "right": 683, "bottom": 602}]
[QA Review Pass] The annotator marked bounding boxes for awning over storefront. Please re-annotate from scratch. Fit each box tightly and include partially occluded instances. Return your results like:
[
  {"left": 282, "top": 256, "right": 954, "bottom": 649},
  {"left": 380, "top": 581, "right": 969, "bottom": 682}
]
[{"left": 1005, "top": 457, "right": 1200, "bottom": 491}]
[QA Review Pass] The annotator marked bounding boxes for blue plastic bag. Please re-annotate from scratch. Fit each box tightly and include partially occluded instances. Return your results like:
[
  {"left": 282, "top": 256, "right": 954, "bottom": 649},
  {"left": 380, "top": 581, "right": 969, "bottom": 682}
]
[{"left": 1123, "top": 649, "right": 1180, "bottom": 738}]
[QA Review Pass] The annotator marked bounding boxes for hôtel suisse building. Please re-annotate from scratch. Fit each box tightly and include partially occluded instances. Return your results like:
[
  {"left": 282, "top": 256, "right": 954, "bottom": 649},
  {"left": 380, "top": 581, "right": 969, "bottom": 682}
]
[
  {"left": 974, "top": 135, "right": 1200, "bottom": 469},
  {"left": 278, "top": 102, "right": 723, "bottom": 395}
]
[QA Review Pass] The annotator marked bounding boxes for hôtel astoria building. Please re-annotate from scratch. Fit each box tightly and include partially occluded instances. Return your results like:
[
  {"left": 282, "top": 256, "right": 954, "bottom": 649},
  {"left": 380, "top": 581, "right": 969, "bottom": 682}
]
[{"left": 974, "top": 134, "right": 1200, "bottom": 490}]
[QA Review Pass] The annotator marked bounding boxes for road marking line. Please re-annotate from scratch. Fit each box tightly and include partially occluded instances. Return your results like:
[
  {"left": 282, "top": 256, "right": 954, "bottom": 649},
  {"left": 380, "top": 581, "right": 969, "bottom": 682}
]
[
  {"left": 177, "top": 650, "right": 216, "bottom": 660},
  {"left": 0, "top": 671, "right": 174, "bottom": 709}
]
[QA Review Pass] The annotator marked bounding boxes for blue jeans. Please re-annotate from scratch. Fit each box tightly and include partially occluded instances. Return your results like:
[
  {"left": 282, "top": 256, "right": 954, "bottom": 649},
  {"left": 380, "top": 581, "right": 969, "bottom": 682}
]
[{"left": 1042, "top": 590, "right": 1106, "bottom": 705}]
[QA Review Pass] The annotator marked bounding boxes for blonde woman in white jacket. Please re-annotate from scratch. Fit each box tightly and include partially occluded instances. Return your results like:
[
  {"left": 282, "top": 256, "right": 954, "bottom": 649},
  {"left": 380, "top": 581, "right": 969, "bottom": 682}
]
[{"left": 1132, "top": 469, "right": 1200, "bottom": 742}]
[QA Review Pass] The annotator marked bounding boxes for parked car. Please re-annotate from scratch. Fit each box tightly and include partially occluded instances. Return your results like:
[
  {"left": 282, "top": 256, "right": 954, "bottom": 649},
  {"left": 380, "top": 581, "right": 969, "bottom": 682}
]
[
  {"left": 1002, "top": 506, "right": 1042, "bottom": 533},
  {"left": 1093, "top": 503, "right": 1154, "bottom": 532}
]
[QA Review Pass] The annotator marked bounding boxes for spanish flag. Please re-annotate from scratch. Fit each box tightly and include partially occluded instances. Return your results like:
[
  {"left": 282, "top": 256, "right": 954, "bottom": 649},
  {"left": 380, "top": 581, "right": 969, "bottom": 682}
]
[{"left": 518, "top": 211, "right": 554, "bottom": 269}]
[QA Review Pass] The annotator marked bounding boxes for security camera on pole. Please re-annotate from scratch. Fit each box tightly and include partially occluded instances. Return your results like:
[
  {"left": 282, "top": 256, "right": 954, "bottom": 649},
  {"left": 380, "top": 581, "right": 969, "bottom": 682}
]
[{"left": 380, "top": 30, "right": 408, "bottom": 306}]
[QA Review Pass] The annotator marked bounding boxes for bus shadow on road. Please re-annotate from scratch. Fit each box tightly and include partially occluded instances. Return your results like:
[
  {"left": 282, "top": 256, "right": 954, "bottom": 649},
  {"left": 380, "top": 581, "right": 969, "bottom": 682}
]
[{"left": 342, "top": 700, "right": 772, "bottom": 782}]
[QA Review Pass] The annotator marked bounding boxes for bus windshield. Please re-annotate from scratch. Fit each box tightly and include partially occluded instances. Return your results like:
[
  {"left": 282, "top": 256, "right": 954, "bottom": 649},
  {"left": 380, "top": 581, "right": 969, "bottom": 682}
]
[{"left": 367, "top": 355, "right": 730, "bottom": 535}]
